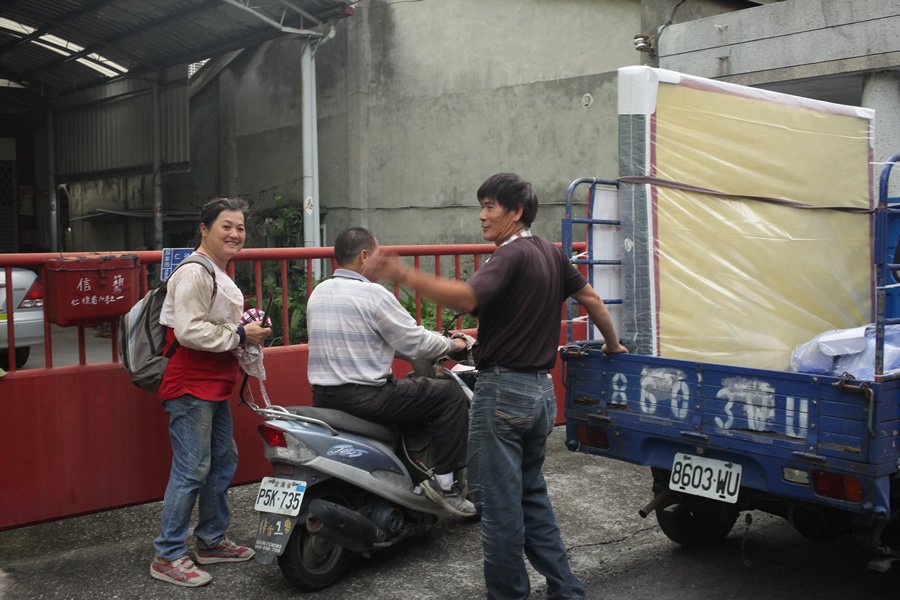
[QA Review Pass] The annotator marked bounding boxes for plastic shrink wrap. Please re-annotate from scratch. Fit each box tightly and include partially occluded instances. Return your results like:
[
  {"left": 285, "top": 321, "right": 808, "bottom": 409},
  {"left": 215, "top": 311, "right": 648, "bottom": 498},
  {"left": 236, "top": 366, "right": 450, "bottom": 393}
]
[{"left": 616, "top": 67, "right": 874, "bottom": 370}]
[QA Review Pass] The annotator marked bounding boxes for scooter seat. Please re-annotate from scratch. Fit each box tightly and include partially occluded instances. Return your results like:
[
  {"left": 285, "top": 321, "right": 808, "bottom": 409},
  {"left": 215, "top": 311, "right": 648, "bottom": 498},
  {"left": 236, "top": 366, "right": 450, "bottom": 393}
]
[{"left": 284, "top": 406, "right": 399, "bottom": 445}]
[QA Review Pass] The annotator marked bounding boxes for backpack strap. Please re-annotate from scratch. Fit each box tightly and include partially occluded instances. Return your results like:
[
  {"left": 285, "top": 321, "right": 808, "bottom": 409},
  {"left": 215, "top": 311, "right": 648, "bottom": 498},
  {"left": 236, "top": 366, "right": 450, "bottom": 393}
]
[
  {"left": 163, "top": 254, "right": 219, "bottom": 358},
  {"left": 175, "top": 254, "right": 218, "bottom": 298}
]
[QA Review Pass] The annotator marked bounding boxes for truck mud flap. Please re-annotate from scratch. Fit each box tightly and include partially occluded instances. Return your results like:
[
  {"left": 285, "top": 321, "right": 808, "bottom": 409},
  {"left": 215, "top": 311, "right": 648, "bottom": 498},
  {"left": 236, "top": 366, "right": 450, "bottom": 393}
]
[{"left": 253, "top": 512, "right": 298, "bottom": 565}]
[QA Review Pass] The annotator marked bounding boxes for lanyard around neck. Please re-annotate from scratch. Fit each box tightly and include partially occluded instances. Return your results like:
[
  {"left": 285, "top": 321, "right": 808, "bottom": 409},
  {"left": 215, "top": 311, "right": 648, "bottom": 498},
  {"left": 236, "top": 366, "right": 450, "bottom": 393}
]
[{"left": 498, "top": 228, "right": 532, "bottom": 249}]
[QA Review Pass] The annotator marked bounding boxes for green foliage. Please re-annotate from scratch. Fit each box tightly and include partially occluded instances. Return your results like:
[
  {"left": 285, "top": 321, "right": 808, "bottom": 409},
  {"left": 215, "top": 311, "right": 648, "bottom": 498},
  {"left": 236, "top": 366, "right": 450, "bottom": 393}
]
[
  {"left": 241, "top": 261, "right": 316, "bottom": 345},
  {"left": 240, "top": 196, "right": 313, "bottom": 344},
  {"left": 397, "top": 289, "right": 477, "bottom": 333},
  {"left": 262, "top": 195, "right": 303, "bottom": 248},
  {"left": 242, "top": 272, "right": 473, "bottom": 344},
  {"left": 241, "top": 197, "right": 478, "bottom": 342}
]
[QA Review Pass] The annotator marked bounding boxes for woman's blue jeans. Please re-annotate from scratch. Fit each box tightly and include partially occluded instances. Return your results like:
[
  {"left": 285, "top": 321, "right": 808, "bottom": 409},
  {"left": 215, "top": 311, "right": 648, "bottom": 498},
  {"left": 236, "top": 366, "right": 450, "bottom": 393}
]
[
  {"left": 468, "top": 370, "right": 585, "bottom": 600},
  {"left": 153, "top": 395, "right": 238, "bottom": 560}
]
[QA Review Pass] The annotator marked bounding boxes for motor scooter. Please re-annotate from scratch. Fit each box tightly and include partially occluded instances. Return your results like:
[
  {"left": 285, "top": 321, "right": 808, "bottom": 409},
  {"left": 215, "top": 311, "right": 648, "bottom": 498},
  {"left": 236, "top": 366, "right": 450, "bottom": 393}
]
[{"left": 241, "top": 350, "right": 477, "bottom": 592}]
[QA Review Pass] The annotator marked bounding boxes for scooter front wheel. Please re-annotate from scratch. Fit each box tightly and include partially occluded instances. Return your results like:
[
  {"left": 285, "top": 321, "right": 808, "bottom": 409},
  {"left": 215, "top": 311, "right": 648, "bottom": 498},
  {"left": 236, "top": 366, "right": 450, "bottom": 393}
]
[{"left": 278, "top": 488, "right": 353, "bottom": 591}]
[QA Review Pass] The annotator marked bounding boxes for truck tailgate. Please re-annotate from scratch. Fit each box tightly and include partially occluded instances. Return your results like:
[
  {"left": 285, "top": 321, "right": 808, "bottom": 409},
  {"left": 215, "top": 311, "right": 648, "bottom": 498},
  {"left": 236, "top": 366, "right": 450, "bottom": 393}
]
[{"left": 563, "top": 346, "right": 900, "bottom": 476}]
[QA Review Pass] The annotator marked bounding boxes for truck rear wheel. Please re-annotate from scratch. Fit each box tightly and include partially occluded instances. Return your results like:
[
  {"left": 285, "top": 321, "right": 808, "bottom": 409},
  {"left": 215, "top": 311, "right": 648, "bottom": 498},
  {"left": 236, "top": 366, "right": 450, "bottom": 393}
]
[
  {"left": 791, "top": 507, "right": 850, "bottom": 543},
  {"left": 655, "top": 503, "right": 738, "bottom": 547}
]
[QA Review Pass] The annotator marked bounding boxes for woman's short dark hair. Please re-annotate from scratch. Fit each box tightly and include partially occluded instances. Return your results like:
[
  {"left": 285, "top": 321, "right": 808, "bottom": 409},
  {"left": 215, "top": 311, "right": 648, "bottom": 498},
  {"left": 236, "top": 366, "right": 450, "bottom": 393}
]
[
  {"left": 200, "top": 197, "right": 249, "bottom": 229},
  {"left": 476, "top": 173, "right": 538, "bottom": 227},
  {"left": 334, "top": 227, "right": 377, "bottom": 266}
]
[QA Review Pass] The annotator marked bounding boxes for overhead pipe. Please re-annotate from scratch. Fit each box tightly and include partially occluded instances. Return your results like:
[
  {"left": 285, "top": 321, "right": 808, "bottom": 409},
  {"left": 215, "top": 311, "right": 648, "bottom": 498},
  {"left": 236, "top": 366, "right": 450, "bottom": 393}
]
[
  {"left": 277, "top": 0, "right": 323, "bottom": 25},
  {"left": 219, "top": 0, "right": 327, "bottom": 277},
  {"left": 301, "top": 39, "right": 322, "bottom": 277},
  {"left": 219, "top": 0, "right": 325, "bottom": 36},
  {"left": 311, "top": 42, "right": 322, "bottom": 272}
]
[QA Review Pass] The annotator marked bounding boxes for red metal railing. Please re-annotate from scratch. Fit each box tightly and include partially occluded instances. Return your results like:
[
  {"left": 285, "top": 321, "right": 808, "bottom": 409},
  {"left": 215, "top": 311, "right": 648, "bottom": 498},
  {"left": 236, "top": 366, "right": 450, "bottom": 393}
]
[
  {"left": 2, "top": 242, "right": 587, "bottom": 373},
  {"left": 1, "top": 244, "right": 512, "bottom": 373}
]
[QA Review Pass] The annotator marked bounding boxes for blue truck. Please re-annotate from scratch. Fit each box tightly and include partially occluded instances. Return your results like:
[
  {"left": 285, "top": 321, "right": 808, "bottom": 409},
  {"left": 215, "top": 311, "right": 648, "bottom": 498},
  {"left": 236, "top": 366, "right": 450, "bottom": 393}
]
[{"left": 561, "top": 155, "right": 900, "bottom": 569}]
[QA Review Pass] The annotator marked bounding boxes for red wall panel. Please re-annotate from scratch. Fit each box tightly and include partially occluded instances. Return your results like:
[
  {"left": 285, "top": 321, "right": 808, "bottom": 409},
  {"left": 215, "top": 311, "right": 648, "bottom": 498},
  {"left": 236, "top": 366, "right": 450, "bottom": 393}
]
[{"left": 0, "top": 321, "right": 584, "bottom": 530}]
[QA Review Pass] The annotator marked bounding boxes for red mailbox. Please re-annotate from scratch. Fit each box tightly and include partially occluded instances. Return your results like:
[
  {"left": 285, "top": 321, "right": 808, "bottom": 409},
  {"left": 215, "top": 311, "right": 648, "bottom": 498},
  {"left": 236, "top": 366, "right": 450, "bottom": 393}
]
[{"left": 44, "top": 255, "right": 141, "bottom": 326}]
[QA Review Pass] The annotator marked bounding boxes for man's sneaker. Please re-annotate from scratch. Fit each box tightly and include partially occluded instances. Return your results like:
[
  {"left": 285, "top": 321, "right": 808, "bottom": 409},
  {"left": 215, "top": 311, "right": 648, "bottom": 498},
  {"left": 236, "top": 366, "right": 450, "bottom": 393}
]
[
  {"left": 194, "top": 537, "right": 256, "bottom": 565},
  {"left": 421, "top": 476, "right": 477, "bottom": 517},
  {"left": 150, "top": 556, "right": 211, "bottom": 587}
]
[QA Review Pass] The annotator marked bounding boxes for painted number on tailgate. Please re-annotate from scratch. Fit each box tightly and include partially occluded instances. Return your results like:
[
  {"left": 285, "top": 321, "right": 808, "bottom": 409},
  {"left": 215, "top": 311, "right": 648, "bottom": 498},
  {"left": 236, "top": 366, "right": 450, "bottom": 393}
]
[
  {"left": 607, "top": 371, "right": 809, "bottom": 440},
  {"left": 638, "top": 368, "right": 690, "bottom": 419}
]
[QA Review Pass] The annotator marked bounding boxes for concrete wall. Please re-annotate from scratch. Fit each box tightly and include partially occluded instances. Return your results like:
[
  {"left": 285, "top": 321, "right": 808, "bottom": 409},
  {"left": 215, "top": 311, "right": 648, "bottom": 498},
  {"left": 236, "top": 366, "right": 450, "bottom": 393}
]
[
  {"left": 62, "top": 169, "right": 195, "bottom": 251},
  {"left": 64, "top": 177, "right": 149, "bottom": 251},
  {"left": 657, "top": 0, "right": 900, "bottom": 87},
  {"left": 185, "top": 0, "right": 789, "bottom": 248},
  {"left": 191, "top": 0, "right": 675, "bottom": 246},
  {"left": 316, "top": 0, "right": 642, "bottom": 245},
  {"left": 191, "top": 39, "right": 307, "bottom": 226},
  {"left": 656, "top": 0, "right": 900, "bottom": 193},
  {"left": 184, "top": 2, "right": 625, "bottom": 244},
  {"left": 30, "top": 0, "right": 900, "bottom": 253},
  {"left": 315, "top": 0, "right": 763, "bottom": 245},
  {"left": 640, "top": 0, "right": 759, "bottom": 49}
]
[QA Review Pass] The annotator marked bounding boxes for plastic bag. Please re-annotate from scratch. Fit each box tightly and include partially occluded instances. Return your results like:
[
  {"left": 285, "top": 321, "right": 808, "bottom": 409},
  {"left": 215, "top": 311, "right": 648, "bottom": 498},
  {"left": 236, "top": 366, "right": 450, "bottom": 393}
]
[
  {"left": 792, "top": 324, "right": 900, "bottom": 380},
  {"left": 789, "top": 331, "right": 837, "bottom": 375}
]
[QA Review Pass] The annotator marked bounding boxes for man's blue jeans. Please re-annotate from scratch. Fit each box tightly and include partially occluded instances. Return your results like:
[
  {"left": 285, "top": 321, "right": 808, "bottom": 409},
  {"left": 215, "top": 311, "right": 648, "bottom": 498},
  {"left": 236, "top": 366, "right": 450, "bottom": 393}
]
[
  {"left": 468, "top": 370, "right": 585, "bottom": 600},
  {"left": 153, "top": 395, "right": 238, "bottom": 560}
]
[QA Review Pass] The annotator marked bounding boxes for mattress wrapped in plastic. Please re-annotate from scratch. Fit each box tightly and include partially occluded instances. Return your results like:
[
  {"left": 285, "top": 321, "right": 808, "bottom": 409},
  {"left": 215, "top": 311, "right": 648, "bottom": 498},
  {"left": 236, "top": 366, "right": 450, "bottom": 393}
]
[{"left": 616, "top": 66, "right": 874, "bottom": 370}]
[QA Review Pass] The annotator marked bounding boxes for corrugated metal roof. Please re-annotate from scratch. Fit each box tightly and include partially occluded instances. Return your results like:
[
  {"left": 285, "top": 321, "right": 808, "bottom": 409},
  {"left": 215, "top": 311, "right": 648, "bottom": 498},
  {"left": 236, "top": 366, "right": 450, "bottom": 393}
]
[{"left": 0, "top": 0, "right": 354, "bottom": 112}]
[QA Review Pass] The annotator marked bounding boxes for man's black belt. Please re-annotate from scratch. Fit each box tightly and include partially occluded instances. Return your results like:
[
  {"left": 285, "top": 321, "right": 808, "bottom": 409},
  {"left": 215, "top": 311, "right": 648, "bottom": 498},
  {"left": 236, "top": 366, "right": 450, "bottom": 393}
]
[
  {"left": 312, "top": 382, "right": 384, "bottom": 394},
  {"left": 486, "top": 366, "right": 551, "bottom": 376}
]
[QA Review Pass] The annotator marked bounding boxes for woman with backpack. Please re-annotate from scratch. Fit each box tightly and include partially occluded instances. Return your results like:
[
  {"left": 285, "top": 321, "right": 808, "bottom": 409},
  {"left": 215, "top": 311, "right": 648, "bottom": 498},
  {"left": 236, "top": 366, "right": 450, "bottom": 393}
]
[{"left": 149, "top": 197, "right": 271, "bottom": 588}]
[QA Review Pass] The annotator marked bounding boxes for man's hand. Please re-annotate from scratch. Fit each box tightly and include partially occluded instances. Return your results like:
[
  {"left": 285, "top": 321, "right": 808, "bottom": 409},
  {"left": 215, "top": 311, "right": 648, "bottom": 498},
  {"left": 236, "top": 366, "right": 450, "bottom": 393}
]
[
  {"left": 363, "top": 248, "right": 408, "bottom": 283},
  {"left": 448, "top": 332, "right": 475, "bottom": 362},
  {"left": 365, "top": 247, "right": 479, "bottom": 314},
  {"left": 451, "top": 332, "right": 475, "bottom": 350},
  {"left": 601, "top": 340, "right": 628, "bottom": 354}
]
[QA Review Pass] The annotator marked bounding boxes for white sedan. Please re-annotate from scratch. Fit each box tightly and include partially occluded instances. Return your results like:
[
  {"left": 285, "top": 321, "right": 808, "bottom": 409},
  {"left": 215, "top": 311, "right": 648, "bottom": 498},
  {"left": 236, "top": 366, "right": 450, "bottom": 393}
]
[{"left": 0, "top": 268, "right": 44, "bottom": 369}]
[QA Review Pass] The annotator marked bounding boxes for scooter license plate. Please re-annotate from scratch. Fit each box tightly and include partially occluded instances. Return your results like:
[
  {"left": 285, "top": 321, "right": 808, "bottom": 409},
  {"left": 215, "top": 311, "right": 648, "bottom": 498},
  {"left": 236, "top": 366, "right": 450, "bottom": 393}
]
[
  {"left": 669, "top": 453, "right": 742, "bottom": 504},
  {"left": 254, "top": 512, "right": 296, "bottom": 563},
  {"left": 254, "top": 477, "right": 307, "bottom": 517}
]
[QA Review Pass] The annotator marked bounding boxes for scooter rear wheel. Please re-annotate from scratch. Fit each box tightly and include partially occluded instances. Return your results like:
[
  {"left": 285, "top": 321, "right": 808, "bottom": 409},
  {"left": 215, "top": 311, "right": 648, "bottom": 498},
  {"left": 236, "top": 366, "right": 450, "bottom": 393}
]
[{"left": 278, "top": 488, "right": 353, "bottom": 591}]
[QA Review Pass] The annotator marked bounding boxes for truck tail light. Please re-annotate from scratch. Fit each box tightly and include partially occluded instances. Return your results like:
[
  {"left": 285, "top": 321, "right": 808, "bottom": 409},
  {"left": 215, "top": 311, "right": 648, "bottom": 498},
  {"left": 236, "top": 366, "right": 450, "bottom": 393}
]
[
  {"left": 259, "top": 423, "right": 287, "bottom": 448},
  {"left": 19, "top": 279, "right": 43, "bottom": 308},
  {"left": 574, "top": 424, "right": 609, "bottom": 449},
  {"left": 812, "top": 470, "right": 864, "bottom": 503}
]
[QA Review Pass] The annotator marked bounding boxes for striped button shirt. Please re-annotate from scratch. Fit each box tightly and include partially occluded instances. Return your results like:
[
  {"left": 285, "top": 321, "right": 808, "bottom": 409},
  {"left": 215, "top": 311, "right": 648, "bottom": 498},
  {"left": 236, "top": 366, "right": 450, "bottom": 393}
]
[{"left": 306, "top": 269, "right": 453, "bottom": 386}]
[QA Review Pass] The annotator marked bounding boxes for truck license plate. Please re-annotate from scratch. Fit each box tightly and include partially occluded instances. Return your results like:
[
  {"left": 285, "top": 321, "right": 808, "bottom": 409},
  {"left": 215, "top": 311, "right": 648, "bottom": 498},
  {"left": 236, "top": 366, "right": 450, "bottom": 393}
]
[
  {"left": 669, "top": 453, "right": 742, "bottom": 504},
  {"left": 254, "top": 477, "right": 307, "bottom": 516}
]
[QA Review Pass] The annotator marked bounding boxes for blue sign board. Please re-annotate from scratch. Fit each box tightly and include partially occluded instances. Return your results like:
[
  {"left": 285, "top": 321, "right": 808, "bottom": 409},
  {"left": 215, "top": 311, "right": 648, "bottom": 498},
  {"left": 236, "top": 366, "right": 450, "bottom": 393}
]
[{"left": 160, "top": 248, "right": 196, "bottom": 281}]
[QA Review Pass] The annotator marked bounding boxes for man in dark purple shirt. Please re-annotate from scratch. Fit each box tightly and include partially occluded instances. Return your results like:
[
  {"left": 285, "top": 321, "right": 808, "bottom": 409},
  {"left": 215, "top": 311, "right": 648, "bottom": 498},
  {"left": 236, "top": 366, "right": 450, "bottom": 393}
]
[{"left": 365, "top": 172, "right": 626, "bottom": 600}]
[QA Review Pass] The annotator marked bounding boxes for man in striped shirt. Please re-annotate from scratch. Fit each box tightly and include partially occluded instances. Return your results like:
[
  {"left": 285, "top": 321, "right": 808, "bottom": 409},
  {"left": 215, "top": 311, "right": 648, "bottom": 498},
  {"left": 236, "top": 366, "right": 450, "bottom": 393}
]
[{"left": 306, "top": 227, "right": 475, "bottom": 517}]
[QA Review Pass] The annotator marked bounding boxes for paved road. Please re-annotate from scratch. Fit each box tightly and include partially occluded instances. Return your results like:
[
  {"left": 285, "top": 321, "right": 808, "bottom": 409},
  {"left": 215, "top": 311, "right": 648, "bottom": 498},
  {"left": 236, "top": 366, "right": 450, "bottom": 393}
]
[
  {"left": 2, "top": 426, "right": 900, "bottom": 600},
  {"left": 20, "top": 323, "right": 116, "bottom": 370}
]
